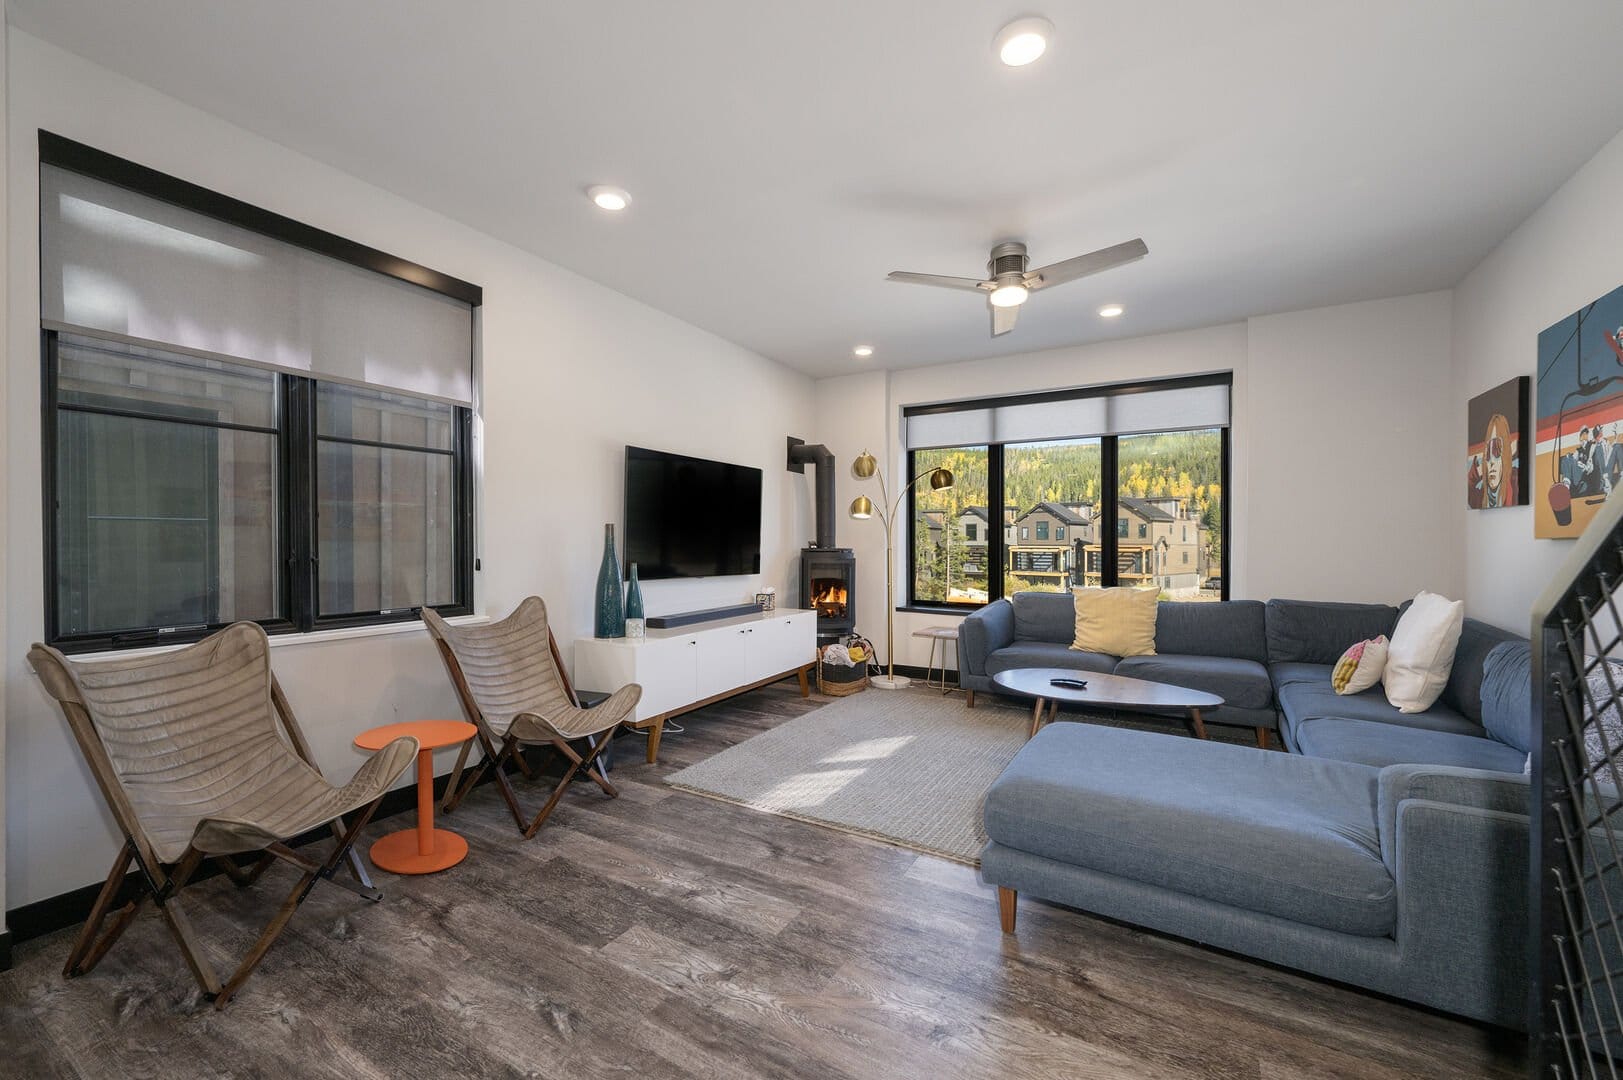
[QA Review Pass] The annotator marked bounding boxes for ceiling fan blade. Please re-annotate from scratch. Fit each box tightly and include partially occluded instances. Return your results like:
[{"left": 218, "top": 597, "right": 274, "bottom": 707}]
[
  {"left": 1025, "top": 238, "right": 1148, "bottom": 291},
  {"left": 887, "top": 271, "right": 992, "bottom": 292},
  {"left": 991, "top": 301, "right": 1019, "bottom": 337}
]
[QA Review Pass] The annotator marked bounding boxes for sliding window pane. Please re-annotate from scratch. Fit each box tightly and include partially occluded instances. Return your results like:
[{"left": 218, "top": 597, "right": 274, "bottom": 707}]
[
  {"left": 1117, "top": 428, "right": 1222, "bottom": 600},
  {"left": 317, "top": 382, "right": 453, "bottom": 448},
  {"left": 1003, "top": 438, "right": 1102, "bottom": 594},
  {"left": 316, "top": 383, "right": 457, "bottom": 616},
  {"left": 56, "top": 411, "right": 280, "bottom": 636},
  {"left": 58, "top": 335, "right": 277, "bottom": 429},
  {"left": 911, "top": 446, "right": 989, "bottom": 605}
]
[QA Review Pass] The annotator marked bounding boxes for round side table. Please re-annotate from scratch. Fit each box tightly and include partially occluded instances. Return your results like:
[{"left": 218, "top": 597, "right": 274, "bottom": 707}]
[{"left": 354, "top": 720, "right": 477, "bottom": 874}]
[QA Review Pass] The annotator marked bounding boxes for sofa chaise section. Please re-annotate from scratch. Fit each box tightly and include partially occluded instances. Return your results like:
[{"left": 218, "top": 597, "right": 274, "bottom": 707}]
[{"left": 982, "top": 722, "right": 1531, "bottom": 1027}]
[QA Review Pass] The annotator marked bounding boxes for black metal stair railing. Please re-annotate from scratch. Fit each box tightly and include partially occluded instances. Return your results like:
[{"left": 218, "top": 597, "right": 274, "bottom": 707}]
[{"left": 1533, "top": 492, "right": 1623, "bottom": 1078}]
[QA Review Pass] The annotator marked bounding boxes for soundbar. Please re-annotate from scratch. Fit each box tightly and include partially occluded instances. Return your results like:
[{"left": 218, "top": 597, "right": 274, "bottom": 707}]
[{"left": 645, "top": 603, "right": 763, "bottom": 629}]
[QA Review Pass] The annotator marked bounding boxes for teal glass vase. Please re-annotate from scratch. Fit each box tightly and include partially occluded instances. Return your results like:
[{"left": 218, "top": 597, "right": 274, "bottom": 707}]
[
  {"left": 625, "top": 562, "right": 645, "bottom": 639},
  {"left": 594, "top": 524, "right": 625, "bottom": 638}
]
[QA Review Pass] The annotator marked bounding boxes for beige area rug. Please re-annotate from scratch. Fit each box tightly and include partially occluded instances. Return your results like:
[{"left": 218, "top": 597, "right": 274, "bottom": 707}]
[
  {"left": 666, "top": 687, "right": 1255, "bottom": 865},
  {"left": 665, "top": 688, "right": 1030, "bottom": 865}
]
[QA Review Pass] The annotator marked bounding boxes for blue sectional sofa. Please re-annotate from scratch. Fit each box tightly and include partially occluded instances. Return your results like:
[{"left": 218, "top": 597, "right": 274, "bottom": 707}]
[{"left": 968, "top": 593, "right": 1535, "bottom": 1026}]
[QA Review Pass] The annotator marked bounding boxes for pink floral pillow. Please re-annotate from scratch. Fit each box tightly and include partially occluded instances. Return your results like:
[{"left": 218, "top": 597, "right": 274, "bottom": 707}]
[{"left": 1332, "top": 635, "right": 1388, "bottom": 695}]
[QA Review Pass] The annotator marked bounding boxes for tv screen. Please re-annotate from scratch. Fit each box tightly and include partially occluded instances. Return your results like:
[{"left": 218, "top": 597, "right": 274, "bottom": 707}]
[{"left": 624, "top": 446, "right": 762, "bottom": 580}]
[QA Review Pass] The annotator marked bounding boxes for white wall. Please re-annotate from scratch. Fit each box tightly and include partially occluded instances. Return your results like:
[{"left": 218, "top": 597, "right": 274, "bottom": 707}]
[
  {"left": 2, "top": 33, "right": 814, "bottom": 907},
  {"left": 819, "top": 296, "right": 1460, "bottom": 671},
  {"left": 1453, "top": 128, "right": 1623, "bottom": 633},
  {"left": 1248, "top": 292, "right": 1458, "bottom": 603}
]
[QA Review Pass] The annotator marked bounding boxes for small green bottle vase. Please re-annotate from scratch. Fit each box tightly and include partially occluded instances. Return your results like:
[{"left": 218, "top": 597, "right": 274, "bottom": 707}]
[
  {"left": 625, "top": 562, "right": 646, "bottom": 639},
  {"left": 594, "top": 524, "right": 625, "bottom": 638}
]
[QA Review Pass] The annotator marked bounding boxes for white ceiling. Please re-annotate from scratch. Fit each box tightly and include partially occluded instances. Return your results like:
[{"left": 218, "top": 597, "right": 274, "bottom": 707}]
[{"left": 13, "top": 1, "right": 1623, "bottom": 377}]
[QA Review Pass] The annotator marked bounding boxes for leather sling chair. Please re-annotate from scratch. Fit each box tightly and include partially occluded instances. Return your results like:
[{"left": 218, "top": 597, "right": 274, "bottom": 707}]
[
  {"left": 422, "top": 597, "right": 642, "bottom": 839},
  {"left": 27, "top": 623, "right": 417, "bottom": 1008}
]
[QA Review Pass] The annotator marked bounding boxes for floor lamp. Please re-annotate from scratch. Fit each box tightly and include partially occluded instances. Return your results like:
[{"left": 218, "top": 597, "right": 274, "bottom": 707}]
[{"left": 848, "top": 450, "right": 953, "bottom": 690}]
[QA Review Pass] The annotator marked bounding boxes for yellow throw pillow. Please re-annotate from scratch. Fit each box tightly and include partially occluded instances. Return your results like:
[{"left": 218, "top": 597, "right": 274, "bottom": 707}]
[{"left": 1071, "top": 587, "right": 1158, "bottom": 657}]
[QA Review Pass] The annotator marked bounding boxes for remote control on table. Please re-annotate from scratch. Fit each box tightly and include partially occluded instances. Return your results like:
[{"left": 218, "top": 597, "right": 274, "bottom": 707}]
[{"left": 1050, "top": 677, "right": 1089, "bottom": 689}]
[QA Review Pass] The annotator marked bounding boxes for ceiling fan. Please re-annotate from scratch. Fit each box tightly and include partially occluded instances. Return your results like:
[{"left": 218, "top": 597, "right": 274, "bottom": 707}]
[{"left": 887, "top": 237, "right": 1148, "bottom": 336}]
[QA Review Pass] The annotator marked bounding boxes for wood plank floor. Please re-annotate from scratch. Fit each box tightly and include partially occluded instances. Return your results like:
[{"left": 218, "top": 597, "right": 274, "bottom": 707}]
[{"left": 0, "top": 682, "right": 1525, "bottom": 1079}]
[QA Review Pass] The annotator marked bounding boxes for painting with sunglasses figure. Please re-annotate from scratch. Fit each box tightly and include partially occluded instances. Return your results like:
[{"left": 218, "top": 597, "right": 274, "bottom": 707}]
[
  {"left": 1467, "top": 376, "right": 1527, "bottom": 510},
  {"left": 1537, "top": 283, "right": 1623, "bottom": 538}
]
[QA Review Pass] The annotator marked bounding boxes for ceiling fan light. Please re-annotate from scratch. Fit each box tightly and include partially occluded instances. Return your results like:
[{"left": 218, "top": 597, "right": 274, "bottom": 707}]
[
  {"left": 995, "top": 17, "right": 1054, "bottom": 67},
  {"left": 1098, "top": 304, "right": 1124, "bottom": 318},
  {"left": 989, "top": 284, "right": 1029, "bottom": 308}
]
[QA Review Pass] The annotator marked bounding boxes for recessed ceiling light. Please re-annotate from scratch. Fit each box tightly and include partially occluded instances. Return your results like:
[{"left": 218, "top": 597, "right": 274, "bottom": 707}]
[
  {"left": 994, "top": 17, "right": 1054, "bottom": 67},
  {"left": 587, "top": 185, "right": 631, "bottom": 211},
  {"left": 989, "top": 284, "right": 1030, "bottom": 308},
  {"left": 852, "top": 345, "right": 874, "bottom": 358},
  {"left": 1098, "top": 304, "right": 1124, "bottom": 318}
]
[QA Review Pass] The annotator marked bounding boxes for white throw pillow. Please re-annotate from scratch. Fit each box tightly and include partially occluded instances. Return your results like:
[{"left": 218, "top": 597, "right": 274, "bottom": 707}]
[{"left": 1383, "top": 591, "right": 1465, "bottom": 714}]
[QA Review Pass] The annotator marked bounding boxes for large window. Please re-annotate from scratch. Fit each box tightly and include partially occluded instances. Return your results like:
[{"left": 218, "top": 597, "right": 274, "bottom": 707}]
[
  {"left": 40, "top": 133, "right": 478, "bottom": 651},
  {"left": 907, "top": 376, "right": 1229, "bottom": 609}
]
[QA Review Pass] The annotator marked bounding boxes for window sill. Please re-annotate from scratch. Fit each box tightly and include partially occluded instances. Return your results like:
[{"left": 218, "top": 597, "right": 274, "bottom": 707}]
[{"left": 39, "top": 614, "right": 491, "bottom": 666}]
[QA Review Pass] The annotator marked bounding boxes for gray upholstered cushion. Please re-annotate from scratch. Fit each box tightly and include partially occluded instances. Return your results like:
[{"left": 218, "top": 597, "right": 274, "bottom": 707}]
[
  {"left": 1480, "top": 641, "right": 1533, "bottom": 754},
  {"left": 1376, "top": 764, "right": 1530, "bottom": 874},
  {"left": 1152, "top": 601, "right": 1269, "bottom": 664},
  {"left": 986, "top": 641, "right": 1117, "bottom": 676},
  {"left": 1265, "top": 599, "right": 1399, "bottom": 665},
  {"left": 1115, "top": 653, "right": 1273, "bottom": 711},
  {"left": 984, "top": 724, "right": 1394, "bottom": 936},
  {"left": 1294, "top": 717, "right": 1528, "bottom": 772},
  {"left": 1270, "top": 661, "right": 1335, "bottom": 690},
  {"left": 1275, "top": 679, "right": 1477, "bottom": 736},
  {"left": 1010, "top": 591, "right": 1077, "bottom": 644},
  {"left": 1440, "top": 619, "right": 1523, "bottom": 722}
]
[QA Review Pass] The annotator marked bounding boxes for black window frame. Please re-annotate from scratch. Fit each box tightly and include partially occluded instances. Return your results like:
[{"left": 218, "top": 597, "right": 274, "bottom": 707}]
[
  {"left": 42, "top": 331, "right": 476, "bottom": 653},
  {"left": 38, "top": 132, "right": 479, "bottom": 653},
  {"left": 904, "top": 373, "right": 1231, "bottom": 613}
]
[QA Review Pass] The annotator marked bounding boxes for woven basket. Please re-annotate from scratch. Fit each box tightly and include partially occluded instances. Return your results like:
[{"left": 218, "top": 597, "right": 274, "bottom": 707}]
[{"left": 817, "top": 642, "right": 869, "bottom": 697}]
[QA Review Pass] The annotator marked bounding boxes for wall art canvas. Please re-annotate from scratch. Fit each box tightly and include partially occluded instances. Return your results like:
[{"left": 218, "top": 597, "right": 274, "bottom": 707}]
[
  {"left": 1466, "top": 376, "right": 1527, "bottom": 510},
  {"left": 1536, "top": 283, "right": 1623, "bottom": 538}
]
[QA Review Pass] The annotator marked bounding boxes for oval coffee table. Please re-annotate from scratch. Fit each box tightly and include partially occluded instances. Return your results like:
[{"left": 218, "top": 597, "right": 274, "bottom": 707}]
[{"left": 991, "top": 667, "right": 1224, "bottom": 740}]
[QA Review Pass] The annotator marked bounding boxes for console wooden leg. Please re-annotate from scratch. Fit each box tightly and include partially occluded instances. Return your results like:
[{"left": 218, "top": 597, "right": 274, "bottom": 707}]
[
  {"left": 796, "top": 664, "right": 811, "bottom": 698},
  {"left": 646, "top": 717, "right": 665, "bottom": 764},
  {"left": 966, "top": 690, "right": 976, "bottom": 709},
  {"left": 1188, "top": 707, "right": 1209, "bottom": 740},
  {"left": 998, "top": 886, "right": 1017, "bottom": 934},
  {"left": 1255, "top": 726, "right": 1270, "bottom": 750}
]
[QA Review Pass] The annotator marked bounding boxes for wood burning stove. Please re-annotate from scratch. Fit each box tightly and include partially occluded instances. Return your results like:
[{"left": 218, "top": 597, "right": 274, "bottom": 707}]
[{"left": 800, "top": 547, "right": 855, "bottom": 641}]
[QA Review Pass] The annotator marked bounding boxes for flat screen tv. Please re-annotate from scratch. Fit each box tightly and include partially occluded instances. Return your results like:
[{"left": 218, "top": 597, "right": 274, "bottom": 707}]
[{"left": 624, "top": 446, "right": 762, "bottom": 580}]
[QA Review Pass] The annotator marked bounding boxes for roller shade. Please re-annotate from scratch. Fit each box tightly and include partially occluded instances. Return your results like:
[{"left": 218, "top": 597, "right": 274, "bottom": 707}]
[
  {"left": 904, "top": 379, "right": 1230, "bottom": 450},
  {"left": 40, "top": 164, "right": 475, "bottom": 404}
]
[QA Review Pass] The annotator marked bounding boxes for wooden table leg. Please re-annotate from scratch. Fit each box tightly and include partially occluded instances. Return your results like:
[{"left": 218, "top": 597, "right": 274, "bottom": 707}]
[
  {"left": 1188, "top": 707, "right": 1209, "bottom": 740},
  {"left": 1255, "top": 726, "right": 1270, "bottom": 750},
  {"left": 646, "top": 716, "right": 666, "bottom": 763},
  {"left": 998, "top": 886, "right": 1017, "bottom": 934},
  {"left": 796, "top": 665, "right": 811, "bottom": 698},
  {"left": 1029, "top": 697, "right": 1047, "bottom": 739}
]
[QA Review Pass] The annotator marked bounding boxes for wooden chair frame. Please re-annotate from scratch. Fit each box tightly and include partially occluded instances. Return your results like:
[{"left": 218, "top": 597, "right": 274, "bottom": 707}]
[
  {"left": 47, "top": 670, "right": 392, "bottom": 1009},
  {"left": 429, "top": 624, "right": 625, "bottom": 838}
]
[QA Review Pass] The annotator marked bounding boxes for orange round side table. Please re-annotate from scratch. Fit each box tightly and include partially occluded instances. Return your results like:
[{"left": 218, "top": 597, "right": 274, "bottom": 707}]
[{"left": 353, "top": 720, "right": 477, "bottom": 874}]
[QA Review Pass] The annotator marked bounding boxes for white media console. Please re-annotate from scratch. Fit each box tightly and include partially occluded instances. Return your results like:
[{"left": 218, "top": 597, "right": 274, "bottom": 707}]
[{"left": 573, "top": 608, "right": 818, "bottom": 763}]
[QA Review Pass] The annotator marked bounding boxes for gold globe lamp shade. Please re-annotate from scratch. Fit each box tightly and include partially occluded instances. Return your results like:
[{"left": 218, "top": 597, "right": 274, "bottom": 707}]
[
  {"left": 852, "top": 450, "right": 877, "bottom": 479},
  {"left": 848, "top": 494, "right": 875, "bottom": 519},
  {"left": 929, "top": 467, "right": 954, "bottom": 491}
]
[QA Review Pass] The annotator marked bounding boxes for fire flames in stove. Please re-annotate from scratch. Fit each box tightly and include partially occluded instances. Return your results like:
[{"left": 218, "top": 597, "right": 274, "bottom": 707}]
[{"left": 810, "top": 580, "right": 848, "bottom": 618}]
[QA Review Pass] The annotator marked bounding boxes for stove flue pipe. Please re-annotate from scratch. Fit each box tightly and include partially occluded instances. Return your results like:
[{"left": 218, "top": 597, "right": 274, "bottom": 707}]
[{"left": 787, "top": 437, "right": 837, "bottom": 550}]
